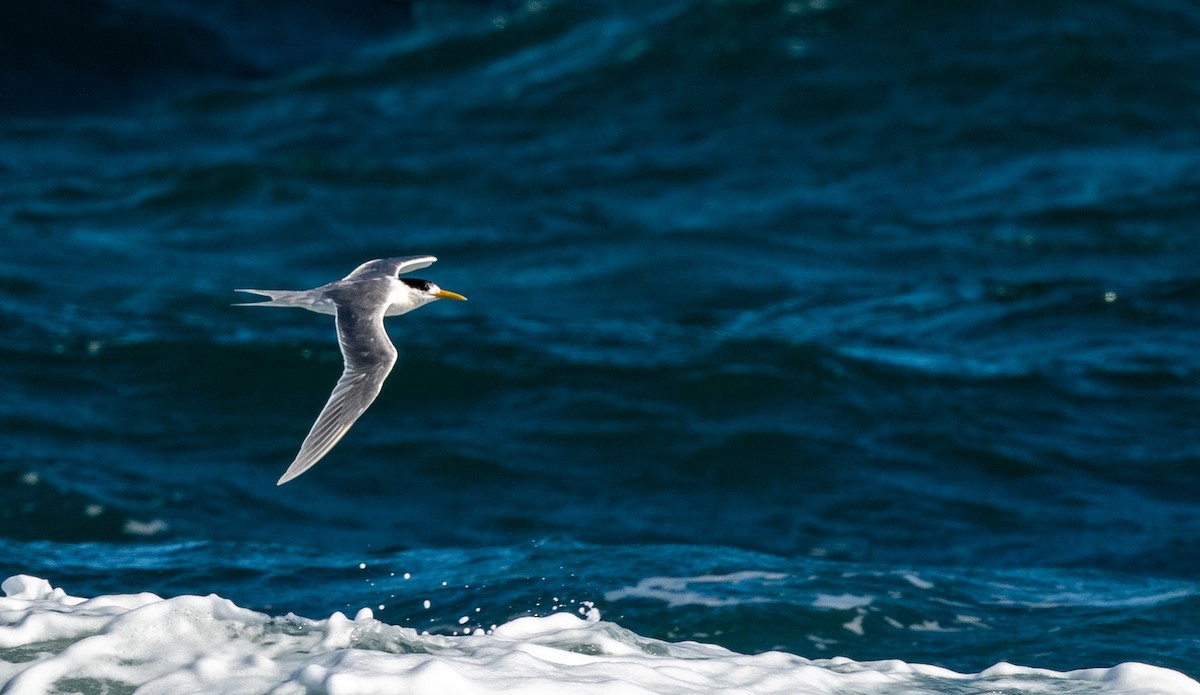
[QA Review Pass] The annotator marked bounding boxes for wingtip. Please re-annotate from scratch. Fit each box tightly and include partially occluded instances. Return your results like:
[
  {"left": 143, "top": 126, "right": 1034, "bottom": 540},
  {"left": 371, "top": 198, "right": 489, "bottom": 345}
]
[{"left": 276, "top": 465, "right": 304, "bottom": 487}]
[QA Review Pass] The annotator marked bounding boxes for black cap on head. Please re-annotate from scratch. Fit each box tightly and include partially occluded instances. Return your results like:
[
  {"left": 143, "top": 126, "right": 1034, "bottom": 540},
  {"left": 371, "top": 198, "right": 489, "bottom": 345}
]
[{"left": 401, "top": 278, "right": 435, "bottom": 292}]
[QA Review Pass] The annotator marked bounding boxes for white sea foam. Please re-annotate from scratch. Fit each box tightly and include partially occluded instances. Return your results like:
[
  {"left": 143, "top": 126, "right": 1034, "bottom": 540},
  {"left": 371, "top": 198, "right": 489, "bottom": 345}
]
[
  {"left": 1, "top": 575, "right": 1197, "bottom": 695},
  {"left": 812, "top": 593, "right": 874, "bottom": 610},
  {"left": 603, "top": 571, "right": 788, "bottom": 607}
]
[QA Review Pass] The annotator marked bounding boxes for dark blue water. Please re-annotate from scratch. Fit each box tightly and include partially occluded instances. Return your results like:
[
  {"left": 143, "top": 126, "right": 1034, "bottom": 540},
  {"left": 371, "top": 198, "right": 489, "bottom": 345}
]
[{"left": 2, "top": 0, "right": 1199, "bottom": 684}]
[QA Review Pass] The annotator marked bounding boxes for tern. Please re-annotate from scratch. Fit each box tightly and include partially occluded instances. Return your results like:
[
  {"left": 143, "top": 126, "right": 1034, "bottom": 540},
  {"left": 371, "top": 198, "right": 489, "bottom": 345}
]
[{"left": 236, "top": 256, "right": 466, "bottom": 485}]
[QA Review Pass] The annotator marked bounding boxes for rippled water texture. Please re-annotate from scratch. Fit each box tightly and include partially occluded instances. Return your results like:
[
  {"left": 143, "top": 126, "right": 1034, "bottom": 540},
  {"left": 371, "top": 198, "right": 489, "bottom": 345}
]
[{"left": 1, "top": 0, "right": 1198, "bottom": 691}]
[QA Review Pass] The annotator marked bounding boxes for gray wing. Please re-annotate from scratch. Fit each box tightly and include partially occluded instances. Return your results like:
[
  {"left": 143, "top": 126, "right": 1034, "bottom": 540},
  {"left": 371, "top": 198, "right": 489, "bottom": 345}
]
[
  {"left": 342, "top": 256, "right": 437, "bottom": 282},
  {"left": 276, "top": 302, "right": 398, "bottom": 485}
]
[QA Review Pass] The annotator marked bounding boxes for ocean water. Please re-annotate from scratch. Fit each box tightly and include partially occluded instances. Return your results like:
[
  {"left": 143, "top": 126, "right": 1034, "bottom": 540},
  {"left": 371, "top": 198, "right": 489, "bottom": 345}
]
[{"left": 2, "top": 0, "right": 1199, "bottom": 692}]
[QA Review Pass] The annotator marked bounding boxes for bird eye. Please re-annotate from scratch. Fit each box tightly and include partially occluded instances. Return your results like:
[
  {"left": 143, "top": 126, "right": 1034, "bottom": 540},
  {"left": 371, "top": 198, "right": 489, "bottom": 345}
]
[{"left": 400, "top": 278, "right": 433, "bottom": 292}]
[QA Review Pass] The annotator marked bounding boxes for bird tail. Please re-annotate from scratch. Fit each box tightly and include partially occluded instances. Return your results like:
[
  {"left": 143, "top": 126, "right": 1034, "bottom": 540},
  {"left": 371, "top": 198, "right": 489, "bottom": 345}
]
[{"left": 233, "top": 289, "right": 313, "bottom": 308}]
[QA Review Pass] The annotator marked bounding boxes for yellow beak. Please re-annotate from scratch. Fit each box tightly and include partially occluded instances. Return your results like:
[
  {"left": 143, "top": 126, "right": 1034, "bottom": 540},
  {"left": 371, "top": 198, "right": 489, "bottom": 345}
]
[{"left": 436, "top": 289, "right": 468, "bottom": 301}]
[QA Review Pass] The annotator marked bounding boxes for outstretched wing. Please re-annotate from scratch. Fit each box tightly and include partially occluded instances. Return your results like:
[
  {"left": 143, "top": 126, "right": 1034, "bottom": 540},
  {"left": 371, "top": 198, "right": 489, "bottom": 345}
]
[
  {"left": 342, "top": 256, "right": 437, "bottom": 282},
  {"left": 276, "top": 302, "right": 398, "bottom": 485}
]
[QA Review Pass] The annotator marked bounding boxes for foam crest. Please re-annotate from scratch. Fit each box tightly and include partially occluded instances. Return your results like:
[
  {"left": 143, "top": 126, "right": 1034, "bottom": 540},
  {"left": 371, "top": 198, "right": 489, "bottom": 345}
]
[{"left": 1, "top": 576, "right": 1196, "bottom": 695}]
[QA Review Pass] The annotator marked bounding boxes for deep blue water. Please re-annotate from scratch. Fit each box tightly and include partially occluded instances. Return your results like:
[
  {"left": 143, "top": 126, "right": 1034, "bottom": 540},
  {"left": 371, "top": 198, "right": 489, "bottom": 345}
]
[{"left": 2, "top": 0, "right": 1199, "bottom": 684}]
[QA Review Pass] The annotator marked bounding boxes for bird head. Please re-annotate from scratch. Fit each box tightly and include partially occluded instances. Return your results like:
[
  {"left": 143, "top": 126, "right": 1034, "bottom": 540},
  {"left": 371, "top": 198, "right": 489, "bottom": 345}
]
[{"left": 401, "top": 278, "right": 467, "bottom": 303}]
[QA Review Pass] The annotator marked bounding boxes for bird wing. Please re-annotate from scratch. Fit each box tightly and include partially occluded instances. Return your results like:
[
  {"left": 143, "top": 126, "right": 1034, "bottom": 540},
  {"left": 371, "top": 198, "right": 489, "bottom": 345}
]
[
  {"left": 276, "top": 299, "right": 398, "bottom": 485},
  {"left": 343, "top": 256, "right": 437, "bottom": 281}
]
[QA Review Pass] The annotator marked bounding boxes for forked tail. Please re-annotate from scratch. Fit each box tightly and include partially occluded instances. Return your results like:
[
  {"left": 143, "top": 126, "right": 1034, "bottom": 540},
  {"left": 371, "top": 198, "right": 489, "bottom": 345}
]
[{"left": 233, "top": 289, "right": 313, "bottom": 308}]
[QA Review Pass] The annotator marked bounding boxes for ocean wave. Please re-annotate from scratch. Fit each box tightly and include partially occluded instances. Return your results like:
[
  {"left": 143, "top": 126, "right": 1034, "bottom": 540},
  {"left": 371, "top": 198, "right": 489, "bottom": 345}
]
[
  {"left": 0, "top": 0, "right": 417, "bottom": 116},
  {"left": 3, "top": 0, "right": 1200, "bottom": 682},
  {"left": 1, "top": 574, "right": 1196, "bottom": 695}
]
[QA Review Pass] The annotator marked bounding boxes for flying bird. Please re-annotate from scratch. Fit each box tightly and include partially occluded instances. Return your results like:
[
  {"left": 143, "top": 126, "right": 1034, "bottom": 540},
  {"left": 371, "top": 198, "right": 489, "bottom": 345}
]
[{"left": 236, "top": 256, "right": 466, "bottom": 485}]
